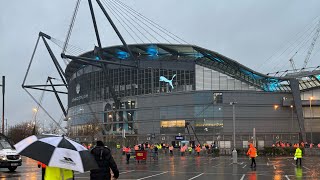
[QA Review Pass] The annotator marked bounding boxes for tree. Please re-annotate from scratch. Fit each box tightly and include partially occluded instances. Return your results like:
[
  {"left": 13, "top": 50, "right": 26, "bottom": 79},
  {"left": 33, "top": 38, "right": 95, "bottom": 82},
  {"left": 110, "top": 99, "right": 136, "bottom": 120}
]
[{"left": 7, "top": 121, "right": 38, "bottom": 143}]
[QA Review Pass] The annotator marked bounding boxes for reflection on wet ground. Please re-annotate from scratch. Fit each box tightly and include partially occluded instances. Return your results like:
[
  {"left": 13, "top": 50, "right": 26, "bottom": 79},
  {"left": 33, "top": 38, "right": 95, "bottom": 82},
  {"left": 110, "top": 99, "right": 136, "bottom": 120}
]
[
  {"left": 0, "top": 157, "right": 40, "bottom": 180},
  {"left": 1, "top": 155, "right": 320, "bottom": 179}
]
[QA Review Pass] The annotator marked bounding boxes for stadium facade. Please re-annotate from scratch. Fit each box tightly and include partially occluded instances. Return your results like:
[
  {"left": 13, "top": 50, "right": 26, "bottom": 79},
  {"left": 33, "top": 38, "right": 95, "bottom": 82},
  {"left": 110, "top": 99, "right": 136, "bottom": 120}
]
[{"left": 66, "top": 44, "right": 320, "bottom": 149}]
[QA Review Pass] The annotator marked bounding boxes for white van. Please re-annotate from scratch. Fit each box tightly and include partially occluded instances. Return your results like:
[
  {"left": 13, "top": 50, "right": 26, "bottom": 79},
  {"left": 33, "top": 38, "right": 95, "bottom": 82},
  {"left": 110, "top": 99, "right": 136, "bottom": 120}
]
[{"left": 0, "top": 134, "right": 22, "bottom": 171}]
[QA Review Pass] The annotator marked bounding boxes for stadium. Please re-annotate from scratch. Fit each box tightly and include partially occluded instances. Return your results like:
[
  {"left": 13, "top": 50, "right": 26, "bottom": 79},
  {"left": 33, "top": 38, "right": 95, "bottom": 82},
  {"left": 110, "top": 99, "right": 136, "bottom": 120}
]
[
  {"left": 65, "top": 43, "right": 320, "bottom": 150},
  {"left": 19, "top": 0, "right": 317, "bottom": 151}
]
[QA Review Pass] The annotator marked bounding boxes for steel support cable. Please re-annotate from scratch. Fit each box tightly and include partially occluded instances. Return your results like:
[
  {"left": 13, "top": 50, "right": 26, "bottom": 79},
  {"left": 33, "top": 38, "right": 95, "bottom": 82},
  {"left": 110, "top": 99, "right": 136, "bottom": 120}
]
[
  {"left": 52, "top": 37, "right": 84, "bottom": 55},
  {"left": 22, "top": 35, "right": 40, "bottom": 86},
  {"left": 107, "top": 0, "right": 154, "bottom": 43},
  {"left": 258, "top": 17, "right": 320, "bottom": 73},
  {"left": 109, "top": 0, "right": 172, "bottom": 43},
  {"left": 291, "top": 25, "right": 320, "bottom": 58},
  {"left": 113, "top": 0, "right": 188, "bottom": 44},
  {"left": 266, "top": 65, "right": 319, "bottom": 76},
  {"left": 273, "top": 30, "right": 318, "bottom": 72},
  {"left": 62, "top": 0, "right": 81, "bottom": 55},
  {"left": 296, "top": 27, "right": 319, "bottom": 56},
  {"left": 101, "top": 0, "right": 138, "bottom": 43},
  {"left": 271, "top": 30, "right": 319, "bottom": 74},
  {"left": 23, "top": 88, "right": 66, "bottom": 134},
  {"left": 308, "top": 43, "right": 320, "bottom": 64},
  {"left": 112, "top": 0, "right": 173, "bottom": 44},
  {"left": 267, "top": 25, "right": 318, "bottom": 73},
  {"left": 51, "top": 38, "right": 80, "bottom": 56},
  {"left": 33, "top": 81, "right": 48, "bottom": 127},
  {"left": 106, "top": 0, "right": 152, "bottom": 43},
  {"left": 269, "top": 26, "right": 319, "bottom": 73},
  {"left": 103, "top": 0, "right": 142, "bottom": 43},
  {"left": 258, "top": 16, "right": 320, "bottom": 72},
  {"left": 52, "top": 38, "right": 85, "bottom": 56}
]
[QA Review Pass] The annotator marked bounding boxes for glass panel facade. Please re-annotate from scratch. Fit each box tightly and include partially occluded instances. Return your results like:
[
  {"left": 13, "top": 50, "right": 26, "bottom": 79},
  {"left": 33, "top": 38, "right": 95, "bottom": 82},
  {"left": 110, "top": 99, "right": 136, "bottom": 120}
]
[
  {"left": 69, "top": 68, "right": 195, "bottom": 107},
  {"left": 195, "top": 65, "right": 259, "bottom": 91}
]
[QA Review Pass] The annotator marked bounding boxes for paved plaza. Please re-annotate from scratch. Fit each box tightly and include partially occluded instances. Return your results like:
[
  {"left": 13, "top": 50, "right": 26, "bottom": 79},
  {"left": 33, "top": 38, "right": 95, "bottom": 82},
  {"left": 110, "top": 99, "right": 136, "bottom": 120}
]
[{"left": 0, "top": 154, "right": 319, "bottom": 179}]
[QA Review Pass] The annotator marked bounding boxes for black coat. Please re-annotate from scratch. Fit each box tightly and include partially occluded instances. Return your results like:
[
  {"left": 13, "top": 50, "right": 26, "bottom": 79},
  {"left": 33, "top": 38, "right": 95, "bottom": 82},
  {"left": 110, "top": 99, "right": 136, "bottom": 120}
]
[{"left": 90, "top": 146, "right": 119, "bottom": 180}]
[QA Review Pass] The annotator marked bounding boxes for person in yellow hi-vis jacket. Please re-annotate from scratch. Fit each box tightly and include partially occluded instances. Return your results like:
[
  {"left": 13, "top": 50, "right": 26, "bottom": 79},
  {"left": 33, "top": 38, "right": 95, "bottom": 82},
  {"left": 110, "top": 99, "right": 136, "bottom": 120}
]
[
  {"left": 45, "top": 166, "right": 74, "bottom": 180},
  {"left": 294, "top": 145, "right": 303, "bottom": 167}
]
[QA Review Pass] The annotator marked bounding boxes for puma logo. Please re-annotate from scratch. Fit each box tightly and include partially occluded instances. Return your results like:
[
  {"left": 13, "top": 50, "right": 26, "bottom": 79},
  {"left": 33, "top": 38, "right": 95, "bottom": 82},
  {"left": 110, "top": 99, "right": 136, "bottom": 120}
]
[{"left": 159, "top": 74, "right": 176, "bottom": 89}]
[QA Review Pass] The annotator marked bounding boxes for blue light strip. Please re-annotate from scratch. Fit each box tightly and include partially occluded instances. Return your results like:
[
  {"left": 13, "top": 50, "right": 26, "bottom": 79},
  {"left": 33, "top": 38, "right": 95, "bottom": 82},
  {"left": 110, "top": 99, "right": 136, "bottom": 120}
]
[
  {"left": 194, "top": 53, "right": 204, "bottom": 58},
  {"left": 316, "top": 74, "right": 320, "bottom": 80},
  {"left": 146, "top": 46, "right": 158, "bottom": 57},
  {"left": 240, "top": 68, "right": 263, "bottom": 80},
  {"left": 213, "top": 57, "right": 223, "bottom": 63},
  {"left": 263, "top": 78, "right": 281, "bottom": 92},
  {"left": 117, "top": 51, "right": 129, "bottom": 59}
]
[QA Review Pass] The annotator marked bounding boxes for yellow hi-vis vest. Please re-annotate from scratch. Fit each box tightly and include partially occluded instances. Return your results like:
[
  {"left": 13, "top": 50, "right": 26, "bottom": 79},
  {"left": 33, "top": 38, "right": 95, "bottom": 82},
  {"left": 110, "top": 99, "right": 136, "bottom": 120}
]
[
  {"left": 294, "top": 148, "right": 302, "bottom": 158},
  {"left": 45, "top": 166, "right": 74, "bottom": 180}
]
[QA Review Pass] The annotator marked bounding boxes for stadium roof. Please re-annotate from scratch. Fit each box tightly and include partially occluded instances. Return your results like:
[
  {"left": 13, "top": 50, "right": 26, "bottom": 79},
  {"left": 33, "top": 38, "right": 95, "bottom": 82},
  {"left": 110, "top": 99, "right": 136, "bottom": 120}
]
[{"left": 65, "top": 44, "right": 320, "bottom": 92}]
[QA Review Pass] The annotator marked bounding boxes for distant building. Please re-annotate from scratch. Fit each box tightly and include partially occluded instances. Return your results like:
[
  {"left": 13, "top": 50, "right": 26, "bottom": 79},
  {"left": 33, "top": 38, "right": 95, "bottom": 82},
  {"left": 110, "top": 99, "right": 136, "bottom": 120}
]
[{"left": 66, "top": 44, "right": 320, "bottom": 149}]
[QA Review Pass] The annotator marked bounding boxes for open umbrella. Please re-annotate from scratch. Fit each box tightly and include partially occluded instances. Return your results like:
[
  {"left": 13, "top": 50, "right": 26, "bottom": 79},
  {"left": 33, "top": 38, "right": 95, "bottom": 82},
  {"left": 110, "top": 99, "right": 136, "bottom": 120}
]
[{"left": 14, "top": 134, "right": 98, "bottom": 173}]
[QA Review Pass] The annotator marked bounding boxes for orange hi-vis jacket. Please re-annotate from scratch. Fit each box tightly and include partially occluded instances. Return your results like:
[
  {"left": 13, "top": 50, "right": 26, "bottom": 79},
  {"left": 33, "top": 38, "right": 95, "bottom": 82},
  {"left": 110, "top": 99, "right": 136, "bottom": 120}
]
[
  {"left": 246, "top": 144, "right": 257, "bottom": 158},
  {"left": 180, "top": 146, "right": 186, "bottom": 152},
  {"left": 37, "top": 161, "right": 46, "bottom": 168},
  {"left": 125, "top": 147, "right": 131, "bottom": 153},
  {"left": 195, "top": 146, "right": 201, "bottom": 153}
]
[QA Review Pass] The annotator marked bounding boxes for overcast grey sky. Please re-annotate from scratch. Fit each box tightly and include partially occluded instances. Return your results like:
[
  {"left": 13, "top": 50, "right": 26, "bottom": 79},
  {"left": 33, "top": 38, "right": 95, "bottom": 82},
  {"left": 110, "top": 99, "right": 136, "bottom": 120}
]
[{"left": 1, "top": 0, "right": 320, "bottom": 128}]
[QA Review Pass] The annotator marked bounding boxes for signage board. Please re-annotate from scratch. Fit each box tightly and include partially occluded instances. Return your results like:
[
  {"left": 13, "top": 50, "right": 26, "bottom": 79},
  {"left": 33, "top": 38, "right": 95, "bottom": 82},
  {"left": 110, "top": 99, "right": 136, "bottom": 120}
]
[{"left": 175, "top": 136, "right": 184, "bottom": 140}]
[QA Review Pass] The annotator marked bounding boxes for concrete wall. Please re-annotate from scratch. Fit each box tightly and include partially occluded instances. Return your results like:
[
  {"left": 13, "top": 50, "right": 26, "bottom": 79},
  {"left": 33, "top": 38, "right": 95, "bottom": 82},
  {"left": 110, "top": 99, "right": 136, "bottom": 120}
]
[{"left": 134, "top": 90, "right": 300, "bottom": 144}]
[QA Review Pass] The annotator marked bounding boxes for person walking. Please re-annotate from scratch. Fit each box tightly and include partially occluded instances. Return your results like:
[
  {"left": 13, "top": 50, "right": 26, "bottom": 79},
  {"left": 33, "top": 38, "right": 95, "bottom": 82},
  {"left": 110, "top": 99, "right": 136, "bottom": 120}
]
[
  {"left": 180, "top": 145, "right": 185, "bottom": 156},
  {"left": 169, "top": 145, "right": 174, "bottom": 156},
  {"left": 44, "top": 166, "right": 74, "bottom": 180},
  {"left": 90, "top": 141, "right": 119, "bottom": 180},
  {"left": 294, "top": 145, "right": 302, "bottom": 167},
  {"left": 125, "top": 146, "right": 131, "bottom": 164},
  {"left": 122, "top": 146, "right": 126, "bottom": 155},
  {"left": 247, "top": 143, "right": 257, "bottom": 168},
  {"left": 188, "top": 146, "right": 192, "bottom": 155},
  {"left": 153, "top": 145, "right": 159, "bottom": 160},
  {"left": 195, "top": 145, "right": 201, "bottom": 157}
]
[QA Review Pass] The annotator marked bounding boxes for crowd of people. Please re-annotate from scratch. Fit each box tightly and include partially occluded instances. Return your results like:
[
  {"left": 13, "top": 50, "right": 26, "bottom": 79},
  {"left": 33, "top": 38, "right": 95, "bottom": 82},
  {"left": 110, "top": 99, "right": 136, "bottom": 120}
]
[
  {"left": 272, "top": 141, "right": 320, "bottom": 149},
  {"left": 119, "top": 142, "right": 219, "bottom": 159},
  {"left": 37, "top": 140, "right": 317, "bottom": 179}
]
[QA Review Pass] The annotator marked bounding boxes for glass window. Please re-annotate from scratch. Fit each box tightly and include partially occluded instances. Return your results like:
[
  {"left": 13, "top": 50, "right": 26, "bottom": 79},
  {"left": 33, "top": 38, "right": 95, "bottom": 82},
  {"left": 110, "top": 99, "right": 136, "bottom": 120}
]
[
  {"left": 131, "top": 101, "right": 136, "bottom": 109},
  {"left": 160, "top": 120, "right": 185, "bottom": 128},
  {"left": 213, "top": 93, "right": 223, "bottom": 103},
  {"left": 0, "top": 140, "right": 13, "bottom": 149}
]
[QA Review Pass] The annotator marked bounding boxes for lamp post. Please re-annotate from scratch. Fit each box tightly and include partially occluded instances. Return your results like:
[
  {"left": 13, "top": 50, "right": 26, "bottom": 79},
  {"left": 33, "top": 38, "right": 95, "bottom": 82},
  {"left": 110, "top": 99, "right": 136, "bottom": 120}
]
[
  {"left": 230, "top": 101, "right": 237, "bottom": 164},
  {"left": 0, "top": 76, "right": 5, "bottom": 134},
  {"left": 309, "top": 97, "right": 313, "bottom": 143},
  {"left": 290, "top": 105, "right": 294, "bottom": 133}
]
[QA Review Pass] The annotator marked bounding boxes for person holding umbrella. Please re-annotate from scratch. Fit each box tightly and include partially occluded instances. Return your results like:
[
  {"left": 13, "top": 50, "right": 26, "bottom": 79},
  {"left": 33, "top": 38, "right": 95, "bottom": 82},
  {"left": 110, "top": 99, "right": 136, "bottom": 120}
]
[
  {"left": 14, "top": 134, "right": 99, "bottom": 177},
  {"left": 90, "top": 141, "right": 119, "bottom": 180}
]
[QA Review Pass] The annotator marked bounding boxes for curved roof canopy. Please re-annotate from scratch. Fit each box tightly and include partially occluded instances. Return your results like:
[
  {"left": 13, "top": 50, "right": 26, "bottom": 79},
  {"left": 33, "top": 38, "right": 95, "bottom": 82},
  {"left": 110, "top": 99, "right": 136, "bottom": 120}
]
[{"left": 65, "top": 44, "right": 320, "bottom": 92}]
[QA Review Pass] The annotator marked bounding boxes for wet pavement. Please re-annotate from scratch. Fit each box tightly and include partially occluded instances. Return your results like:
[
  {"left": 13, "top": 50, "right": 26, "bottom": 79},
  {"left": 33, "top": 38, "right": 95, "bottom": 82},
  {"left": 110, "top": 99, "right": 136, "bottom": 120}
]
[{"left": 1, "top": 154, "right": 320, "bottom": 179}]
